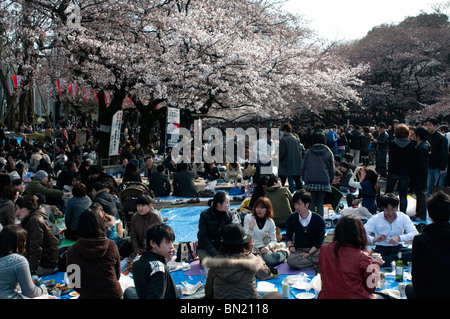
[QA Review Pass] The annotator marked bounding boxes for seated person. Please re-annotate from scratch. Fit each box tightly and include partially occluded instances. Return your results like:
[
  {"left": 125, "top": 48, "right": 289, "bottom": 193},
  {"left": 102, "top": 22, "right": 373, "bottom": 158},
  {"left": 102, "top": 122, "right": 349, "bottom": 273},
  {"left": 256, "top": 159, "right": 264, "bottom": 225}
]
[
  {"left": 364, "top": 193, "right": 419, "bottom": 265},
  {"left": 132, "top": 224, "right": 179, "bottom": 299},
  {"left": 129, "top": 195, "right": 163, "bottom": 257},
  {"left": 265, "top": 175, "right": 294, "bottom": 228},
  {"left": 203, "top": 162, "right": 220, "bottom": 181},
  {"left": 225, "top": 162, "right": 243, "bottom": 182},
  {"left": 331, "top": 170, "right": 342, "bottom": 189},
  {"left": 122, "top": 162, "right": 142, "bottom": 183},
  {"left": 286, "top": 190, "right": 325, "bottom": 271},
  {"left": 337, "top": 161, "right": 353, "bottom": 193},
  {"left": 116, "top": 158, "right": 128, "bottom": 177},
  {"left": 149, "top": 165, "right": 171, "bottom": 197},
  {"left": 172, "top": 163, "right": 197, "bottom": 197}
]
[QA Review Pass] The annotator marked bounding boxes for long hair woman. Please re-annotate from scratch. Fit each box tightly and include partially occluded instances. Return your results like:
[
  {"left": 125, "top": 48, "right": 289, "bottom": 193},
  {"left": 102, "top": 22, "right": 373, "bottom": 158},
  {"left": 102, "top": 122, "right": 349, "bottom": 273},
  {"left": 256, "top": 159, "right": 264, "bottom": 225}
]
[
  {"left": 243, "top": 197, "right": 287, "bottom": 267},
  {"left": 348, "top": 167, "right": 380, "bottom": 215},
  {"left": 318, "top": 215, "right": 384, "bottom": 299}
]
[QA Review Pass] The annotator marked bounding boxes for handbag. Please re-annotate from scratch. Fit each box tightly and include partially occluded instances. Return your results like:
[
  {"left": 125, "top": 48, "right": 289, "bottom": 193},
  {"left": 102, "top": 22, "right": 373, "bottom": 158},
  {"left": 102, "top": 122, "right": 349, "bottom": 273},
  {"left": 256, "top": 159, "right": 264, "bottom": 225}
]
[
  {"left": 432, "top": 175, "right": 450, "bottom": 196},
  {"left": 175, "top": 241, "right": 197, "bottom": 262}
]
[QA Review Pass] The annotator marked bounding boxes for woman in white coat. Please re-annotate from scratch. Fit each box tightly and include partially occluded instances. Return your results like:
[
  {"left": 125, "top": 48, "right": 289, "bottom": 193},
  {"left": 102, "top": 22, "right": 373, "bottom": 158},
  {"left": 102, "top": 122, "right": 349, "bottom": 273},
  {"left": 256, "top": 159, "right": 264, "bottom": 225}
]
[{"left": 244, "top": 197, "right": 287, "bottom": 267}]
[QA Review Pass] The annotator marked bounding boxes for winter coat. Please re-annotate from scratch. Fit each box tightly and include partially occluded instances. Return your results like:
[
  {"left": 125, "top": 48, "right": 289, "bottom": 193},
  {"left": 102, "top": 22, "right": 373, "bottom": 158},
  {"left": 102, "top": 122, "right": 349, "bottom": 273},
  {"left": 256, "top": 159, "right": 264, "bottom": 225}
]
[
  {"left": 66, "top": 237, "right": 122, "bottom": 299},
  {"left": 427, "top": 131, "right": 449, "bottom": 170},
  {"left": 0, "top": 198, "right": 15, "bottom": 227},
  {"left": 24, "top": 179, "right": 63, "bottom": 198},
  {"left": 197, "top": 207, "right": 234, "bottom": 257},
  {"left": 348, "top": 130, "right": 364, "bottom": 150},
  {"left": 412, "top": 141, "right": 431, "bottom": 190},
  {"left": 265, "top": 185, "right": 294, "bottom": 228},
  {"left": 203, "top": 252, "right": 272, "bottom": 299},
  {"left": 279, "top": 133, "right": 304, "bottom": 176},
  {"left": 20, "top": 207, "right": 59, "bottom": 275},
  {"left": 172, "top": 170, "right": 197, "bottom": 197},
  {"left": 65, "top": 195, "right": 92, "bottom": 232},
  {"left": 301, "top": 144, "right": 335, "bottom": 192},
  {"left": 129, "top": 209, "right": 163, "bottom": 256},
  {"left": 387, "top": 138, "right": 416, "bottom": 176},
  {"left": 412, "top": 222, "right": 450, "bottom": 299},
  {"left": 93, "top": 189, "right": 119, "bottom": 219},
  {"left": 149, "top": 171, "right": 171, "bottom": 197}
]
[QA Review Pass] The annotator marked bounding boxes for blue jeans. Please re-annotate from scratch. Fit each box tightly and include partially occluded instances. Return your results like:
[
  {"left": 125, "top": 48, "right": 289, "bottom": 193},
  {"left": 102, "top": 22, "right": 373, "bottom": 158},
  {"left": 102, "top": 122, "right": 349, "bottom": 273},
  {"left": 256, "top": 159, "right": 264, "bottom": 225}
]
[
  {"left": 427, "top": 168, "right": 447, "bottom": 196},
  {"left": 259, "top": 248, "right": 287, "bottom": 267}
]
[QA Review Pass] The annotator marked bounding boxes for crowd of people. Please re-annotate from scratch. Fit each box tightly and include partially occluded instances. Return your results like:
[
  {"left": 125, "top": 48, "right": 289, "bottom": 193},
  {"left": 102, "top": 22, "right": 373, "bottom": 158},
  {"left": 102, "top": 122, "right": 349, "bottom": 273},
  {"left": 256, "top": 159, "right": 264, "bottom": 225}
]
[{"left": 0, "top": 116, "right": 449, "bottom": 300}]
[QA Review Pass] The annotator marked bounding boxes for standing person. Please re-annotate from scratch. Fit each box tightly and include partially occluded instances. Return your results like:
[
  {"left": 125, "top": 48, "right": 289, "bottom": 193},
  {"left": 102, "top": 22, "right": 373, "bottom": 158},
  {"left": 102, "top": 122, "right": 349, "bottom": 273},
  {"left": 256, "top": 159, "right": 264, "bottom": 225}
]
[
  {"left": 278, "top": 123, "right": 304, "bottom": 193},
  {"left": 384, "top": 124, "right": 416, "bottom": 213},
  {"left": 347, "top": 125, "right": 364, "bottom": 165},
  {"left": 374, "top": 122, "right": 389, "bottom": 179},
  {"left": 265, "top": 176, "right": 294, "bottom": 228},
  {"left": 326, "top": 125, "right": 338, "bottom": 155},
  {"left": 197, "top": 191, "right": 234, "bottom": 264},
  {"left": 425, "top": 118, "right": 448, "bottom": 196},
  {"left": 364, "top": 193, "right": 418, "bottom": 265},
  {"left": 15, "top": 195, "right": 59, "bottom": 276},
  {"left": 360, "top": 127, "right": 372, "bottom": 166},
  {"left": 407, "top": 191, "right": 450, "bottom": 299},
  {"left": 243, "top": 197, "right": 287, "bottom": 267},
  {"left": 65, "top": 207, "right": 123, "bottom": 299},
  {"left": 336, "top": 126, "right": 348, "bottom": 160},
  {"left": 318, "top": 215, "right": 385, "bottom": 299},
  {"left": 300, "top": 132, "right": 335, "bottom": 217},
  {"left": 132, "top": 223, "right": 179, "bottom": 299},
  {"left": 202, "top": 223, "right": 273, "bottom": 299},
  {"left": 0, "top": 225, "right": 47, "bottom": 299},
  {"left": 411, "top": 126, "right": 431, "bottom": 221},
  {"left": 129, "top": 195, "right": 163, "bottom": 257},
  {"left": 286, "top": 190, "right": 325, "bottom": 271}
]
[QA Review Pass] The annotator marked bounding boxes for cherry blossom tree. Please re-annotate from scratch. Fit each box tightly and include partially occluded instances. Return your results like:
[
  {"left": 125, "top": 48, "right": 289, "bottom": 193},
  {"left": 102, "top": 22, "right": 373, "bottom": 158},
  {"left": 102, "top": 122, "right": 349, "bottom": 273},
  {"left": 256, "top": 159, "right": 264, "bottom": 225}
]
[{"left": 1, "top": 0, "right": 364, "bottom": 158}]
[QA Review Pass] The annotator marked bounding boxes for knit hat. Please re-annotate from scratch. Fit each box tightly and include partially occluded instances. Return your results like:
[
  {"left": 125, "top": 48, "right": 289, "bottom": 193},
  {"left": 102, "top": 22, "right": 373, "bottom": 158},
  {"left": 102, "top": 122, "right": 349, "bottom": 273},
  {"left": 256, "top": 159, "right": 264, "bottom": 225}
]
[
  {"left": 33, "top": 170, "right": 48, "bottom": 181},
  {"left": 221, "top": 223, "right": 251, "bottom": 245}
]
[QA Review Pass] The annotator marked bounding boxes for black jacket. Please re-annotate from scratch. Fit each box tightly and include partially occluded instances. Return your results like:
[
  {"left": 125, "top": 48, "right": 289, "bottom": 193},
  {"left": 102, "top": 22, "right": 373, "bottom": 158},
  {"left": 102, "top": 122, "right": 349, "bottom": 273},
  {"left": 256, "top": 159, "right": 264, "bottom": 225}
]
[
  {"left": 132, "top": 250, "right": 179, "bottom": 299},
  {"left": 347, "top": 130, "right": 364, "bottom": 150},
  {"left": 93, "top": 189, "right": 120, "bottom": 219},
  {"left": 197, "top": 207, "right": 234, "bottom": 257},
  {"left": 412, "top": 141, "right": 431, "bottom": 189},
  {"left": 388, "top": 138, "right": 416, "bottom": 176},
  {"left": 428, "top": 131, "right": 449, "bottom": 170},
  {"left": 412, "top": 222, "right": 450, "bottom": 298},
  {"left": 149, "top": 171, "right": 171, "bottom": 197},
  {"left": 21, "top": 207, "right": 59, "bottom": 274}
]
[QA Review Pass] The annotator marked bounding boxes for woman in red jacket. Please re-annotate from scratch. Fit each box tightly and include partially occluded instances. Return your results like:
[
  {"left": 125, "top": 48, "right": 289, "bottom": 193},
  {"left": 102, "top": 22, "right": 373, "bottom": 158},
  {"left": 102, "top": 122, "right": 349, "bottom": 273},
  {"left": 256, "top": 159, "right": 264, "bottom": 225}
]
[{"left": 318, "top": 215, "right": 384, "bottom": 299}]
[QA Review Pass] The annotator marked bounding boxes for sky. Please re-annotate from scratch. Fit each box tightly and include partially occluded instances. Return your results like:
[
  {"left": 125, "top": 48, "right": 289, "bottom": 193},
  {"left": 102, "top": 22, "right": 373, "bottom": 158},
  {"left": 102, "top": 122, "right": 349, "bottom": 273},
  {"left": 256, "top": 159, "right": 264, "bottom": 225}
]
[{"left": 282, "top": 0, "right": 438, "bottom": 41}]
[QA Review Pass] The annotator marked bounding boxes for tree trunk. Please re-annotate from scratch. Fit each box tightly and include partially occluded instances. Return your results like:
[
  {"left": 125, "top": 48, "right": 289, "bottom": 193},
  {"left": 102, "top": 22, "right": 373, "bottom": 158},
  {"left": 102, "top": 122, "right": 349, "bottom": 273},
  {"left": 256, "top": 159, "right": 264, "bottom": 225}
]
[
  {"left": 97, "top": 88, "right": 126, "bottom": 162},
  {"left": 135, "top": 100, "right": 166, "bottom": 149}
]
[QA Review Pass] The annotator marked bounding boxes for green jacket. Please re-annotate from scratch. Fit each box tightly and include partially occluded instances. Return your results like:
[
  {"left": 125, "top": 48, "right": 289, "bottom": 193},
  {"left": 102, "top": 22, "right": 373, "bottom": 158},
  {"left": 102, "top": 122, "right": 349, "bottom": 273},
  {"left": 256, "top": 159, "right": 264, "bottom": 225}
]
[
  {"left": 24, "top": 180, "right": 64, "bottom": 198},
  {"left": 266, "top": 185, "right": 294, "bottom": 228}
]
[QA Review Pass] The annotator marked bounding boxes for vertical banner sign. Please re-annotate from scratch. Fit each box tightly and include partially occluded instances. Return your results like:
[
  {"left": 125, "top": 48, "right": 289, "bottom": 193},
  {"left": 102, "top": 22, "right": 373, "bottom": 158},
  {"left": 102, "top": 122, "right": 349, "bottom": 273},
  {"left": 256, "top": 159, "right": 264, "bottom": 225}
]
[
  {"left": 109, "top": 111, "right": 123, "bottom": 156},
  {"left": 166, "top": 107, "right": 180, "bottom": 148}
]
